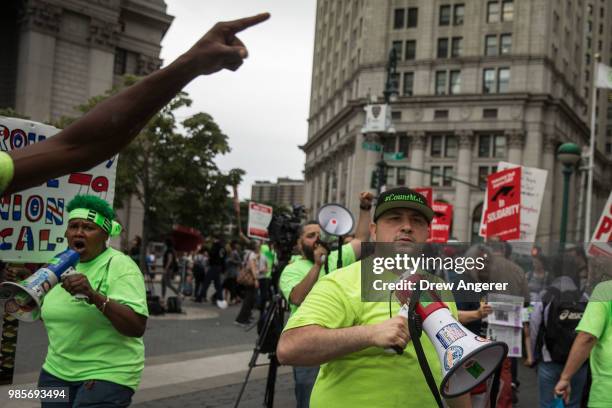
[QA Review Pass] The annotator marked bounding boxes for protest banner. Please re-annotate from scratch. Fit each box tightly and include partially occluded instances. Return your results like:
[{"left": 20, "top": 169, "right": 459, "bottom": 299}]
[
  {"left": 479, "top": 163, "right": 547, "bottom": 248},
  {"left": 588, "top": 191, "right": 612, "bottom": 257},
  {"left": 0, "top": 117, "right": 117, "bottom": 263},
  {"left": 484, "top": 167, "right": 521, "bottom": 240},
  {"left": 247, "top": 201, "right": 273, "bottom": 240},
  {"left": 430, "top": 201, "right": 453, "bottom": 243},
  {"left": 414, "top": 187, "right": 433, "bottom": 207}
]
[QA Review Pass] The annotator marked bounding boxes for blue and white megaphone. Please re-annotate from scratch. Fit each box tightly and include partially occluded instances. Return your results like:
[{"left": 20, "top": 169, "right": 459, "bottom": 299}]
[{"left": 1, "top": 249, "right": 80, "bottom": 321}]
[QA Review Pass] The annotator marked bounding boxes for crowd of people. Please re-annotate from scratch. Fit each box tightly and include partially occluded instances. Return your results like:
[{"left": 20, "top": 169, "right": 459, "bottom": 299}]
[{"left": 1, "top": 7, "right": 611, "bottom": 407}]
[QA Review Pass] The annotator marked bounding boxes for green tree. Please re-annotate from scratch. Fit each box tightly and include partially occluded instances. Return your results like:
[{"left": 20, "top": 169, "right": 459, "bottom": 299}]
[{"left": 52, "top": 76, "right": 243, "bottom": 268}]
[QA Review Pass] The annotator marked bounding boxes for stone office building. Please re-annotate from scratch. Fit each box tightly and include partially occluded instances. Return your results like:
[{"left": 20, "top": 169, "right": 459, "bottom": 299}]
[{"left": 302, "top": 0, "right": 612, "bottom": 243}]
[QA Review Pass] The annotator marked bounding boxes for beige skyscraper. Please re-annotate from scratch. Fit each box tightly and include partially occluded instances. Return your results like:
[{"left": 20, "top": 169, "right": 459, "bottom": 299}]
[{"left": 302, "top": 0, "right": 612, "bottom": 242}]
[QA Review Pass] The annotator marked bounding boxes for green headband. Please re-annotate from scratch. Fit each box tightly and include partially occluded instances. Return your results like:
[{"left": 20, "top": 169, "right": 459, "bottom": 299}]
[{"left": 68, "top": 208, "right": 122, "bottom": 237}]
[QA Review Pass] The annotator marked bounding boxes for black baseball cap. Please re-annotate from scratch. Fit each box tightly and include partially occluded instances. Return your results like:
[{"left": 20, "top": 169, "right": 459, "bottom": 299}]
[{"left": 374, "top": 187, "right": 434, "bottom": 223}]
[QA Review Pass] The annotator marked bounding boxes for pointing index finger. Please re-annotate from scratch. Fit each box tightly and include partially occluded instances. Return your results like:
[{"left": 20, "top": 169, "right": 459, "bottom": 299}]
[{"left": 226, "top": 12, "right": 270, "bottom": 34}]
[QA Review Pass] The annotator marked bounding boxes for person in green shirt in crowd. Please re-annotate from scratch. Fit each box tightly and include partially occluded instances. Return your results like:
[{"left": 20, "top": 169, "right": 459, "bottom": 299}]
[
  {"left": 258, "top": 242, "right": 277, "bottom": 312},
  {"left": 277, "top": 187, "right": 471, "bottom": 408},
  {"left": 278, "top": 191, "right": 373, "bottom": 408},
  {"left": 34, "top": 194, "right": 149, "bottom": 407},
  {"left": 555, "top": 279, "right": 612, "bottom": 408},
  {"left": 0, "top": 13, "right": 269, "bottom": 196}
]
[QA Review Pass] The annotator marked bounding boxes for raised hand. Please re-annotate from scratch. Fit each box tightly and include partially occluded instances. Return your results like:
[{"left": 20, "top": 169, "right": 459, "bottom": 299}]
[{"left": 185, "top": 13, "right": 270, "bottom": 75}]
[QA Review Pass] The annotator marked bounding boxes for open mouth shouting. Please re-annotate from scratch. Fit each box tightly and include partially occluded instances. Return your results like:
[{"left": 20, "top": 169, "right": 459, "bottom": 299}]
[{"left": 70, "top": 239, "right": 87, "bottom": 254}]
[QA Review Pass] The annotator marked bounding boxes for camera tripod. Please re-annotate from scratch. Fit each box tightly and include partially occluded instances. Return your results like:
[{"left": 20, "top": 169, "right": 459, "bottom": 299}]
[{"left": 233, "top": 293, "right": 286, "bottom": 408}]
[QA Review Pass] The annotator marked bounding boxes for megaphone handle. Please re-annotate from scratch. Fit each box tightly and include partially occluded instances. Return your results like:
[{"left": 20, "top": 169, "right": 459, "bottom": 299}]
[
  {"left": 337, "top": 237, "right": 343, "bottom": 270},
  {"left": 408, "top": 288, "right": 444, "bottom": 408}
]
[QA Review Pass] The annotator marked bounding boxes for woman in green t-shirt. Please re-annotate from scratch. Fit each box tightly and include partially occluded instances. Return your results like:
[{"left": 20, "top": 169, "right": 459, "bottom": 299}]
[{"left": 36, "top": 195, "right": 149, "bottom": 407}]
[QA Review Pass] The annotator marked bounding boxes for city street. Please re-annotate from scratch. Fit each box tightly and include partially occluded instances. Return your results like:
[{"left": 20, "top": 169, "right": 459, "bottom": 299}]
[{"left": 0, "top": 285, "right": 540, "bottom": 407}]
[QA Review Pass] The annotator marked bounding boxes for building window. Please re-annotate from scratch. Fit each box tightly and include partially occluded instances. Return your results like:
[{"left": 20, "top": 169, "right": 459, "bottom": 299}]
[
  {"left": 434, "top": 110, "right": 449, "bottom": 119},
  {"left": 397, "top": 168, "right": 407, "bottom": 185},
  {"left": 498, "top": 68, "right": 510, "bottom": 92},
  {"left": 114, "top": 48, "right": 127, "bottom": 75},
  {"left": 383, "top": 136, "right": 396, "bottom": 153},
  {"left": 502, "top": 0, "right": 514, "bottom": 21},
  {"left": 407, "top": 7, "right": 418, "bottom": 28},
  {"left": 482, "top": 68, "right": 510, "bottom": 93},
  {"left": 437, "top": 38, "right": 449, "bottom": 58},
  {"left": 445, "top": 135, "right": 457, "bottom": 157},
  {"left": 392, "top": 41, "right": 403, "bottom": 59},
  {"left": 435, "top": 71, "right": 447, "bottom": 95},
  {"left": 405, "top": 40, "right": 416, "bottom": 60},
  {"left": 399, "top": 134, "right": 410, "bottom": 157},
  {"left": 431, "top": 166, "right": 442, "bottom": 186},
  {"left": 483, "top": 108, "right": 498, "bottom": 118},
  {"left": 483, "top": 68, "right": 496, "bottom": 93},
  {"left": 485, "top": 35, "right": 498, "bottom": 56},
  {"left": 431, "top": 135, "right": 443, "bottom": 156},
  {"left": 478, "top": 134, "right": 506, "bottom": 157},
  {"left": 500, "top": 34, "right": 512, "bottom": 55},
  {"left": 453, "top": 4, "right": 465, "bottom": 25},
  {"left": 431, "top": 135, "right": 456, "bottom": 157},
  {"left": 394, "top": 8, "right": 405, "bottom": 29},
  {"left": 392, "top": 111, "right": 402, "bottom": 120},
  {"left": 390, "top": 72, "right": 400, "bottom": 95},
  {"left": 451, "top": 37, "right": 463, "bottom": 57},
  {"left": 450, "top": 70, "right": 461, "bottom": 94},
  {"left": 443, "top": 166, "right": 454, "bottom": 186},
  {"left": 478, "top": 166, "right": 498, "bottom": 187},
  {"left": 403, "top": 72, "right": 414, "bottom": 96},
  {"left": 606, "top": 143, "right": 612, "bottom": 154},
  {"left": 487, "top": 2, "right": 500, "bottom": 22},
  {"left": 439, "top": 5, "right": 451, "bottom": 26}
]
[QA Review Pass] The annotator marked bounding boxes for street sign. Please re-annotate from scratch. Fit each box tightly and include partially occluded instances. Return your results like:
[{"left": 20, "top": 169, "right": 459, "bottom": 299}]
[
  {"left": 362, "top": 141, "right": 382, "bottom": 152},
  {"left": 384, "top": 152, "right": 405, "bottom": 160}
]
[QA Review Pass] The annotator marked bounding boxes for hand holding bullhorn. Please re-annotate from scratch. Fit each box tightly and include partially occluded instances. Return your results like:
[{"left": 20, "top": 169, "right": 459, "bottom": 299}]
[{"left": 0, "top": 249, "right": 81, "bottom": 321}]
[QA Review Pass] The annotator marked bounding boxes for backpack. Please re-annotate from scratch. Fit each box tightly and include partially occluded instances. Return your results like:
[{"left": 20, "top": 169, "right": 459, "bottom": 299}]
[
  {"left": 536, "top": 287, "right": 586, "bottom": 364},
  {"left": 236, "top": 251, "right": 256, "bottom": 287},
  {"left": 166, "top": 296, "right": 182, "bottom": 313}
]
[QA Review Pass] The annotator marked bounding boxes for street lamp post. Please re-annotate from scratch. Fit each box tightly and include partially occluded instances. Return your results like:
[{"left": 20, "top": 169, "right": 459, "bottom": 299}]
[
  {"left": 557, "top": 143, "right": 581, "bottom": 251},
  {"left": 375, "top": 47, "right": 399, "bottom": 195}
]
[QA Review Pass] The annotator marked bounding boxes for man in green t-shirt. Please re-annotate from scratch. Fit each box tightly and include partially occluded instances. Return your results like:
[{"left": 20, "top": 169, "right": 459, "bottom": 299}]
[
  {"left": 277, "top": 187, "right": 470, "bottom": 408},
  {"left": 278, "top": 192, "right": 373, "bottom": 407},
  {"left": 555, "top": 279, "right": 612, "bottom": 407}
]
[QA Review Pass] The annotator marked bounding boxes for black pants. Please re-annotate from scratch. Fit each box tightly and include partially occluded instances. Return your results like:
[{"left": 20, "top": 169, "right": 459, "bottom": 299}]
[
  {"left": 194, "top": 272, "right": 205, "bottom": 301},
  {"left": 201, "top": 265, "right": 223, "bottom": 301},
  {"left": 257, "top": 278, "right": 271, "bottom": 312},
  {"left": 161, "top": 269, "right": 178, "bottom": 299},
  {"left": 236, "top": 286, "right": 256, "bottom": 323}
]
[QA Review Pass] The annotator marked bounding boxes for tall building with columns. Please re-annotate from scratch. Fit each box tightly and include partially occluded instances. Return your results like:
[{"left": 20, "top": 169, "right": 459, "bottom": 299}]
[
  {"left": 0, "top": 0, "right": 173, "bottom": 122},
  {"left": 302, "top": 0, "right": 612, "bottom": 243}
]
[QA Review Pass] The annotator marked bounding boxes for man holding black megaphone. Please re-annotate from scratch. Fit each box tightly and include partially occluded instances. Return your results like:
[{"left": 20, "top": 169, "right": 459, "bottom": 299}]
[{"left": 278, "top": 187, "right": 508, "bottom": 408}]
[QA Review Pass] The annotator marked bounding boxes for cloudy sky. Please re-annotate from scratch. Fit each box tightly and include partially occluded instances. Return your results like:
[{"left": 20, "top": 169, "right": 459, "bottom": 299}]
[{"left": 160, "top": 0, "right": 316, "bottom": 200}]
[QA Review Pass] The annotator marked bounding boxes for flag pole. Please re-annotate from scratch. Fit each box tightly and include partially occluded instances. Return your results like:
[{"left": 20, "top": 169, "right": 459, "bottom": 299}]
[{"left": 584, "top": 63, "right": 598, "bottom": 243}]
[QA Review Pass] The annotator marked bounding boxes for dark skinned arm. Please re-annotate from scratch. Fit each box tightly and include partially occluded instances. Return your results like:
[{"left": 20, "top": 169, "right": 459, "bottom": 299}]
[
  {"left": 6, "top": 13, "right": 270, "bottom": 194},
  {"left": 62, "top": 273, "right": 147, "bottom": 337}
]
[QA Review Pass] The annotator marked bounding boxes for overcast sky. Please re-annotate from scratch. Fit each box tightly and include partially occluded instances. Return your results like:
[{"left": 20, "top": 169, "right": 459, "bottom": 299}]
[{"left": 160, "top": 0, "right": 316, "bottom": 200}]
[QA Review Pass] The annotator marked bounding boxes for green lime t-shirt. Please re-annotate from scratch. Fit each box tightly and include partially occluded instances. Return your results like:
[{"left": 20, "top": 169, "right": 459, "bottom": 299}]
[
  {"left": 260, "top": 244, "right": 277, "bottom": 279},
  {"left": 279, "top": 243, "right": 356, "bottom": 315},
  {"left": 576, "top": 280, "right": 612, "bottom": 408},
  {"left": 284, "top": 261, "right": 459, "bottom": 408},
  {"left": 41, "top": 247, "right": 149, "bottom": 390}
]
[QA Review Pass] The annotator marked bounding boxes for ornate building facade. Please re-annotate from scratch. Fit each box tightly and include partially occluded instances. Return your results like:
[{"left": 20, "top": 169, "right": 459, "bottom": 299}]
[
  {"left": 1, "top": 0, "right": 173, "bottom": 121},
  {"left": 302, "top": 0, "right": 612, "bottom": 243}
]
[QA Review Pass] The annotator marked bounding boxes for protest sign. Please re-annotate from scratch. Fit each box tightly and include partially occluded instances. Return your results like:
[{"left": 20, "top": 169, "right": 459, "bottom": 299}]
[
  {"left": 588, "top": 191, "right": 612, "bottom": 257},
  {"left": 430, "top": 201, "right": 453, "bottom": 243},
  {"left": 414, "top": 187, "right": 433, "bottom": 207},
  {"left": 1, "top": 117, "right": 117, "bottom": 263},
  {"left": 247, "top": 201, "right": 273, "bottom": 240},
  {"left": 484, "top": 167, "right": 521, "bottom": 240}
]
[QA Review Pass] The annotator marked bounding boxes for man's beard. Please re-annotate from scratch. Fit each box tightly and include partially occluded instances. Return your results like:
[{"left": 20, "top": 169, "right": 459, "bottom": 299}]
[{"left": 302, "top": 244, "right": 316, "bottom": 263}]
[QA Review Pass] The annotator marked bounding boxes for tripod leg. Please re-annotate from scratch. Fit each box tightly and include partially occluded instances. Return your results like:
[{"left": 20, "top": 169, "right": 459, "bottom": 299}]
[
  {"left": 263, "top": 353, "right": 279, "bottom": 408},
  {"left": 233, "top": 348, "right": 259, "bottom": 408}
]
